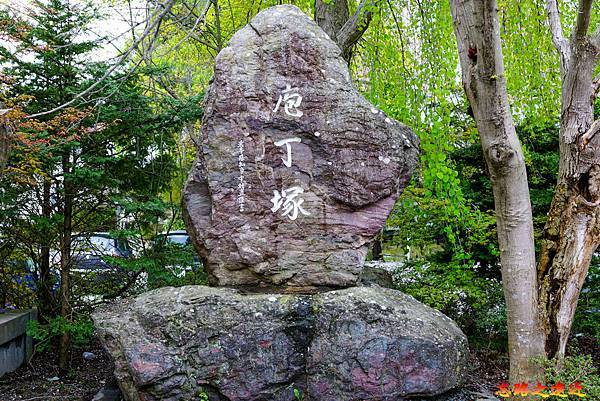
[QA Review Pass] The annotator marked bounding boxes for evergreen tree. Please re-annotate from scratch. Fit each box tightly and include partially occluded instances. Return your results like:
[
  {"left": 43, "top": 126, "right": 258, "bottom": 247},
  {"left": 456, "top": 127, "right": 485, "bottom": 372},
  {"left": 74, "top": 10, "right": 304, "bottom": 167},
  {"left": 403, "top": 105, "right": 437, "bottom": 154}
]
[{"left": 0, "top": 0, "right": 201, "bottom": 368}]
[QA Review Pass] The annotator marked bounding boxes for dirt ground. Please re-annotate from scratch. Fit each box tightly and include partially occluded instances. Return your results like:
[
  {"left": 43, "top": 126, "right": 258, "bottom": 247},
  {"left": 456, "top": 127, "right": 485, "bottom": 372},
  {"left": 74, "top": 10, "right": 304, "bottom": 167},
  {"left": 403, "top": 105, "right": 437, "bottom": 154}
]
[
  {"left": 0, "top": 338, "right": 114, "bottom": 401},
  {"left": 0, "top": 335, "right": 597, "bottom": 401}
]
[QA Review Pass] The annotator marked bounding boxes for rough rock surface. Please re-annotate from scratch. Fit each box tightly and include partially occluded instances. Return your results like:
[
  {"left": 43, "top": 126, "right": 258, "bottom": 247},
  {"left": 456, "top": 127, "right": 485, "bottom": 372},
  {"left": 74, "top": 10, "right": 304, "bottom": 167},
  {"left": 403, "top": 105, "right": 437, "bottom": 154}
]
[
  {"left": 183, "top": 5, "right": 419, "bottom": 288},
  {"left": 93, "top": 286, "right": 468, "bottom": 401}
]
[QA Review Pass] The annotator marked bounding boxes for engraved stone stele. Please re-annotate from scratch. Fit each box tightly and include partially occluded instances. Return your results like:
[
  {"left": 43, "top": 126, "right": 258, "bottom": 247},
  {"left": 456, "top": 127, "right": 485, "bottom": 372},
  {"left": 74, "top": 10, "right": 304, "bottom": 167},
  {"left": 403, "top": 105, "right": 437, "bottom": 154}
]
[
  {"left": 183, "top": 4, "right": 419, "bottom": 289},
  {"left": 95, "top": 7, "right": 469, "bottom": 401}
]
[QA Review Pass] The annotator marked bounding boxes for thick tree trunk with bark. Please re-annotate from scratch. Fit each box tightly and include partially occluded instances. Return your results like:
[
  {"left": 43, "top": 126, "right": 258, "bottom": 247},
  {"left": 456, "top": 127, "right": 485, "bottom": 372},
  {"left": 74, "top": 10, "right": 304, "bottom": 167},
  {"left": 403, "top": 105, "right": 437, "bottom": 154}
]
[
  {"left": 450, "top": 0, "right": 546, "bottom": 382},
  {"left": 452, "top": 0, "right": 600, "bottom": 381},
  {"left": 540, "top": 0, "right": 600, "bottom": 359}
]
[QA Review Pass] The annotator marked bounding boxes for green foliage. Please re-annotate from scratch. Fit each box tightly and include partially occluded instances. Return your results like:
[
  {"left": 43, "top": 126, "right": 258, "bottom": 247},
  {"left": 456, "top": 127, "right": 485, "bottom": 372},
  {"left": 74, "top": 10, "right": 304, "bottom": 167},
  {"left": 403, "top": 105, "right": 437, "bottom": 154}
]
[
  {"left": 197, "top": 389, "right": 209, "bottom": 401},
  {"left": 386, "top": 111, "right": 565, "bottom": 346},
  {"left": 573, "top": 260, "right": 600, "bottom": 341},
  {"left": 0, "top": 0, "right": 203, "bottom": 322},
  {"left": 106, "top": 235, "right": 207, "bottom": 293},
  {"left": 293, "top": 388, "right": 303, "bottom": 401},
  {"left": 393, "top": 259, "right": 507, "bottom": 348},
  {"left": 146, "top": 243, "right": 207, "bottom": 289},
  {"left": 27, "top": 316, "right": 94, "bottom": 352},
  {"left": 535, "top": 355, "right": 600, "bottom": 399}
]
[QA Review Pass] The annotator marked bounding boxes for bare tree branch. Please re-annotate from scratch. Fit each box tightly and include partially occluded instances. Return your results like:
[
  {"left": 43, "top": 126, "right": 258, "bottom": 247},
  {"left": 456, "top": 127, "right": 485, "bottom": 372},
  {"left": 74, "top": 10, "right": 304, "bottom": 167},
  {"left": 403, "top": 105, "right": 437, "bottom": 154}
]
[
  {"left": 336, "top": 0, "right": 378, "bottom": 60},
  {"left": 580, "top": 118, "right": 600, "bottom": 148},
  {"left": 157, "top": 0, "right": 213, "bottom": 58},
  {"left": 574, "top": 0, "right": 594, "bottom": 41},
  {"left": 545, "top": 0, "right": 569, "bottom": 71},
  {"left": 26, "top": 0, "right": 177, "bottom": 119}
]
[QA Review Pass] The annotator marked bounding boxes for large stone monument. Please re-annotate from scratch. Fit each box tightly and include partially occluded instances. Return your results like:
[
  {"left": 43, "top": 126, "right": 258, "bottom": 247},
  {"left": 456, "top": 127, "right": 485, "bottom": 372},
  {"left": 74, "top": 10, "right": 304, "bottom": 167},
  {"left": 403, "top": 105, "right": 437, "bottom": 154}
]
[
  {"left": 95, "top": 286, "right": 468, "bottom": 401},
  {"left": 182, "top": 5, "right": 418, "bottom": 289},
  {"left": 94, "top": 5, "right": 468, "bottom": 401}
]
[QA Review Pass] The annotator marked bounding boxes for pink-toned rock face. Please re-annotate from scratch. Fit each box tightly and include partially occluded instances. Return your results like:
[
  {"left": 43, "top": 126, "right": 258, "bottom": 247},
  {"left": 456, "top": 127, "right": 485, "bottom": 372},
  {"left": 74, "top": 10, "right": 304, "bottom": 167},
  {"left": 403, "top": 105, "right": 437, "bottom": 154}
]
[
  {"left": 183, "top": 5, "right": 418, "bottom": 289},
  {"left": 93, "top": 286, "right": 468, "bottom": 401}
]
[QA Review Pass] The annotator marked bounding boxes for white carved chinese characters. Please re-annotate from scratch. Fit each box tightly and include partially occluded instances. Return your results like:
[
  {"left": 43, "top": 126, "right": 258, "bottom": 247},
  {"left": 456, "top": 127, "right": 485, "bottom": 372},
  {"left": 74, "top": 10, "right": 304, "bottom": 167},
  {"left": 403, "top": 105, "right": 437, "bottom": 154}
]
[
  {"left": 271, "top": 187, "right": 310, "bottom": 221},
  {"left": 269, "top": 84, "right": 310, "bottom": 221},
  {"left": 274, "top": 137, "right": 301, "bottom": 168},
  {"left": 273, "top": 84, "right": 303, "bottom": 117}
]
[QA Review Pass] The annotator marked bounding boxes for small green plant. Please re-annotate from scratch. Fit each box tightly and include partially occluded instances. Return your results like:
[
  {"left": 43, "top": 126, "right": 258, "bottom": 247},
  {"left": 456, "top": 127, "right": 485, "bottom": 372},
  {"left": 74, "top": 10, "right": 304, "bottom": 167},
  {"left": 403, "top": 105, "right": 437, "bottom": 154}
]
[
  {"left": 197, "top": 388, "right": 209, "bottom": 401},
  {"left": 533, "top": 355, "right": 600, "bottom": 399},
  {"left": 293, "top": 388, "right": 303, "bottom": 400},
  {"left": 27, "top": 316, "right": 94, "bottom": 352},
  {"left": 392, "top": 258, "right": 507, "bottom": 348}
]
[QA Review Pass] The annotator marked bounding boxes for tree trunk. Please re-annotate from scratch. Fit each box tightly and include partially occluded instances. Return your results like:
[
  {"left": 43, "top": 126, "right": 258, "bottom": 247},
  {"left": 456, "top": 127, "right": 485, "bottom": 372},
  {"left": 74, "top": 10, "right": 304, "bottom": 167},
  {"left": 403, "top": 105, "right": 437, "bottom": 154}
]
[
  {"left": 314, "top": 0, "right": 376, "bottom": 62},
  {"left": 538, "top": 3, "right": 600, "bottom": 358},
  {"left": 38, "top": 180, "right": 55, "bottom": 321},
  {"left": 371, "top": 230, "right": 384, "bottom": 260},
  {"left": 450, "top": 0, "right": 546, "bottom": 382},
  {"left": 58, "top": 152, "right": 73, "bottom": 370},
  {"left": 315, "top": 0, "right": 350, "bottom": 41}
]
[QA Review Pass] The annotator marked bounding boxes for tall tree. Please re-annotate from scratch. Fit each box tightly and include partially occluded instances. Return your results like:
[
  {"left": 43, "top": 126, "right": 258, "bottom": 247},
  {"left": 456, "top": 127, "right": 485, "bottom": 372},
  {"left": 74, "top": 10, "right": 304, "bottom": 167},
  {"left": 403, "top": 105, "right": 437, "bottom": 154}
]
[
  {"left": 539, "top": 0, "right": 600, "bottom": 360},
  {"left": 0, "top": 0, "right": 202, "bottom": 368},
  {"left": 450, "top": 0, "right": 546, "bottom": 382},
  {"left": 450, "top": 0, "right": 600, "bottom": 382}
]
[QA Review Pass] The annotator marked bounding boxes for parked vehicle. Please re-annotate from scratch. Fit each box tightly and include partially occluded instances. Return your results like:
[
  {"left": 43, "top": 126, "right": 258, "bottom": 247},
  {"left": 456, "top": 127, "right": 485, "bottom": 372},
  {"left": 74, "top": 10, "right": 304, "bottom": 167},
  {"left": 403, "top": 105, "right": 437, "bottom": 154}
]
[
  {"left": 1, "top": 257, "right": 58, "bottom": 310},
  {"left": 155, "top": 230, "right": 192, "bottom": 247},
  {"left": 70, "top": 233, "right": 132, "bottom": 272},
  {"left": 68, "top": 233, "right": 136, "bottom": 301}
]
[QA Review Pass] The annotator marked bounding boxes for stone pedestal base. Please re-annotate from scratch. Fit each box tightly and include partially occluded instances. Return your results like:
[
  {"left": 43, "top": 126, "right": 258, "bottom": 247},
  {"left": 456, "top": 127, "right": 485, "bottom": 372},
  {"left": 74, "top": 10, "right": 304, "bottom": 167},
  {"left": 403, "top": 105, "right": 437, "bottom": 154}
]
[
  {"left": 93, "top": 286, "right": 468, "bottom": 401},
  {"left": 0, "top": 309, "right": 36, "bottom": 377}
]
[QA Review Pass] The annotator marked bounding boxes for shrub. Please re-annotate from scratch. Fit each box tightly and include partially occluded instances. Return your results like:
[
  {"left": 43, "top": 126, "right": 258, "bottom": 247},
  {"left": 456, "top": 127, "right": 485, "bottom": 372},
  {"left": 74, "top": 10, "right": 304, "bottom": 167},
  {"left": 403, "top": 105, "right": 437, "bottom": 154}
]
[
  {"left": 535, "top": 355, "right": 600, "bottom": 399},
  {"left": 27, "top": 316, "right": 94, "bottom": 352},
  {"left": 393, "top": 259, "right": 507, "bottom": 349}
]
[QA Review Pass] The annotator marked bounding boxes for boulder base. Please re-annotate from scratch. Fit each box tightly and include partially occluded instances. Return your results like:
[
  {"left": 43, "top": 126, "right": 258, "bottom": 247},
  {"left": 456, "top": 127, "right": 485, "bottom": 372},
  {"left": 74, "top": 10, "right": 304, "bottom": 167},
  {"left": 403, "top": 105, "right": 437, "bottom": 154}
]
[{"left": 93, "top": 286, "right": 468, "bottom": 401}]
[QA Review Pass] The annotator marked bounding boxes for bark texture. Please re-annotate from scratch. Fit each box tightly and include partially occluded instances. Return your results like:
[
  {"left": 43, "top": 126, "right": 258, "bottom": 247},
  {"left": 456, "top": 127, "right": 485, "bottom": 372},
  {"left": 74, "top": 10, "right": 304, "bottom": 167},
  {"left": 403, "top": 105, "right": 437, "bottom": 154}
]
[
  {"left": 314, "top": 0, "right": 376, "bottom": 61},
  {"left": 450, "top": 0, "right": 546, "bottom": 382},
  {"left": 539, "top": 0, "right": 600, "bottom": 359}
]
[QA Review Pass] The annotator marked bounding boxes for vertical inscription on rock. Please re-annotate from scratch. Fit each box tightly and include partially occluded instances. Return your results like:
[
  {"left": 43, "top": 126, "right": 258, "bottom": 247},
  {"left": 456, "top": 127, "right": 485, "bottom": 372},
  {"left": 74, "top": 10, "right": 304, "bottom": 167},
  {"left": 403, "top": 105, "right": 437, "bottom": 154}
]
[{"left": 183, "top": 5, "right": 419, "bottom": 288}]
